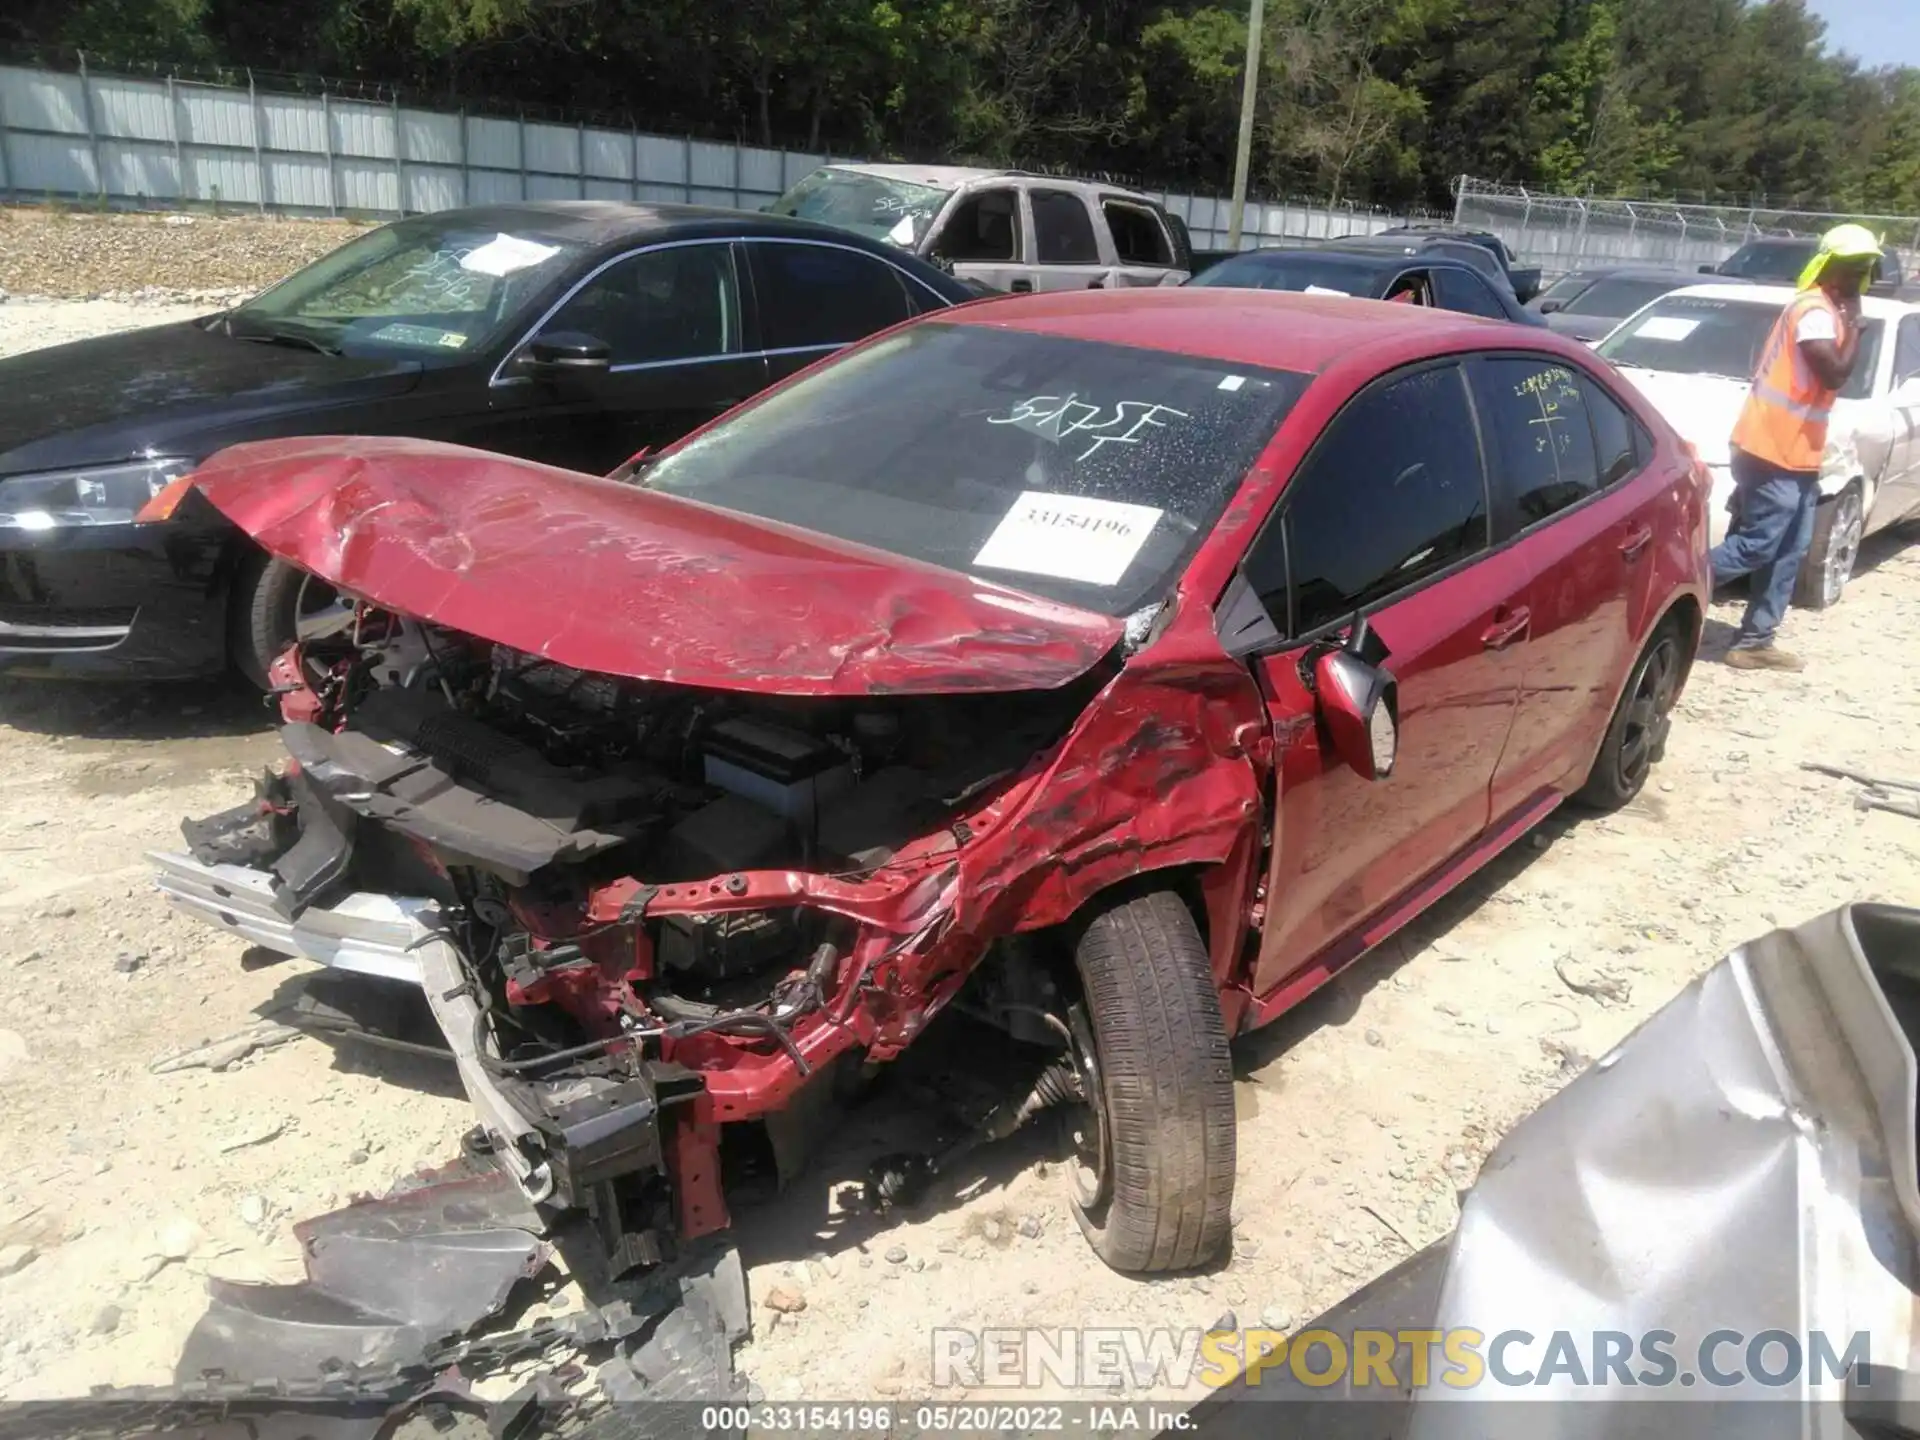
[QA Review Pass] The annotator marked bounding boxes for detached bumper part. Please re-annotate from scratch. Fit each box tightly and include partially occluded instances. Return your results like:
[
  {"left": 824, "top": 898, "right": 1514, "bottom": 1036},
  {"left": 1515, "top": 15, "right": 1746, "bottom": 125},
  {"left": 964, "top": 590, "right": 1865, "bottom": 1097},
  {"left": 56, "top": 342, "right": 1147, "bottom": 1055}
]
[
  {"left": 166, "top": 1164, "right": 753, "bottom": 1426},
  {"left": 150, "top": 851, "right": 430, "bottom": 986},
  {"left": 150, "top": 853, "right": 698, "bottom": 1216},
  {"left": 178, "top": 1166, "right": 551, "bottom": 1386},
  {"left": 176, "top": 766, "right": 358, "bottom": 918}
]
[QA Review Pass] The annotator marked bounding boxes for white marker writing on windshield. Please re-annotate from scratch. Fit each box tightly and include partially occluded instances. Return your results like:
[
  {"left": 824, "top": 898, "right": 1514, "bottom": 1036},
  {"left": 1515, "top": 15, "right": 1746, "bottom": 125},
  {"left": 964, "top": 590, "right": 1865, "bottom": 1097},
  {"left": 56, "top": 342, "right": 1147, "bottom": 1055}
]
[{"left": 990, "top": 394, "right": 1193, "bottom": 462}]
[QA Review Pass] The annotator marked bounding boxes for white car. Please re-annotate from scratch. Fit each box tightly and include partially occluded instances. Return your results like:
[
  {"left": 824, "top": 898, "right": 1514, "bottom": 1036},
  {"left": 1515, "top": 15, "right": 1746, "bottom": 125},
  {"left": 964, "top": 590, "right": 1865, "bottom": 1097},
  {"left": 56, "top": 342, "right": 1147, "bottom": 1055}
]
[{"left": 1596, "top": 282, "right": 1920, "bottom": 608}]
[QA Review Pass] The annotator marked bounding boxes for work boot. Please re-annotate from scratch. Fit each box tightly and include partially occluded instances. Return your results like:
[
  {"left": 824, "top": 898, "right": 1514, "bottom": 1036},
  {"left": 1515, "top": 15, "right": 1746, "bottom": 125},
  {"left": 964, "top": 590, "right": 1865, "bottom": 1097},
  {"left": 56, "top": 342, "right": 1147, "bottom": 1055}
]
[{"left": 1725, "top": 645, "right": 1803, "bottom": 672}]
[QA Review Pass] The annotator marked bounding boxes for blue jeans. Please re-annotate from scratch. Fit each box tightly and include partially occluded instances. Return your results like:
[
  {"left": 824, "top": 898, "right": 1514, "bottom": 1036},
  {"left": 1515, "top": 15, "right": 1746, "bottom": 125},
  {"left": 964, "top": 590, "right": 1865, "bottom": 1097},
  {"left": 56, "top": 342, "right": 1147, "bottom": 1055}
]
[{"left": 1709, "top": 448, "right": 1820, "bottom": 649}]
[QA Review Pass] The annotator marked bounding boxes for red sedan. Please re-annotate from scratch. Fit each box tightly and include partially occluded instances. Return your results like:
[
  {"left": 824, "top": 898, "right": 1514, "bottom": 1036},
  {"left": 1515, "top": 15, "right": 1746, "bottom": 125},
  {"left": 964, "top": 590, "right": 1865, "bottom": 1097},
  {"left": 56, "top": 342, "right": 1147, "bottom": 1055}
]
[{"left": 155, "top": 289, "right": 1710, "bottom": 1281}]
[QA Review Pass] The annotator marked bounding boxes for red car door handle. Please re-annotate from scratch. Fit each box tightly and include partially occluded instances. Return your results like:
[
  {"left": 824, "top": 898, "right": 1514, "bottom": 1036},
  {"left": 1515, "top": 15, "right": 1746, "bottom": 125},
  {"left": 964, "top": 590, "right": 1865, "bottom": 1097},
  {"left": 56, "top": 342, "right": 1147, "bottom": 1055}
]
[
  {"left": 1481, "top": 606, "right": 1531, "bottom": 650},
  {"left": 1619, "top": 526, "right": 1654, "bottom": 562}
]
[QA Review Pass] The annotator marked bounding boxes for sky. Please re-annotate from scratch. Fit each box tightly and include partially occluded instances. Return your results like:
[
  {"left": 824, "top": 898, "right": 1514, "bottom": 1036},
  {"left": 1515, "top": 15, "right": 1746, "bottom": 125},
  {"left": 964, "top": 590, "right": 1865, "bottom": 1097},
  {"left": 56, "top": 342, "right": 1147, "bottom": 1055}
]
[{"left": 1807, "top": 0, "right": 1920, "bottom": 69}]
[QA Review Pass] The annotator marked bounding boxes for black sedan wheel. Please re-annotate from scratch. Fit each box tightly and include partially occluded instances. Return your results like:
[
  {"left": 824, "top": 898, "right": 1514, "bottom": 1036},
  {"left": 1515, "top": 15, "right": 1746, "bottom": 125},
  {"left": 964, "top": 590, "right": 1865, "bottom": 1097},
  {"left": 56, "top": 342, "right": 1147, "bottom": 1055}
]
[{"left": 229, "top": 553, "right": 353, "bottom": 688}]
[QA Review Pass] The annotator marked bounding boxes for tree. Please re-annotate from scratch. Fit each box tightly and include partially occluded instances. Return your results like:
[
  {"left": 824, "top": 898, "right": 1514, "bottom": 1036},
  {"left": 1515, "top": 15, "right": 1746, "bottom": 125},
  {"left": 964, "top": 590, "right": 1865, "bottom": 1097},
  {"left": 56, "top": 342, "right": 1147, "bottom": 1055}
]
[
  {"left": 1855, "top": 71, "right": 1920, "bottom": 217},
  {"left": 947, "top": 0, "right": 1127, "bottom": 161},
  {"left": 14, "top": 0, "right": 1920, "bottom": 212},
  {"left": 1534, "top": 0, "right": 1679, "bottom": 196},
  {"left": 1258, "top": 0, "right": 1428, "bottom": 204}
]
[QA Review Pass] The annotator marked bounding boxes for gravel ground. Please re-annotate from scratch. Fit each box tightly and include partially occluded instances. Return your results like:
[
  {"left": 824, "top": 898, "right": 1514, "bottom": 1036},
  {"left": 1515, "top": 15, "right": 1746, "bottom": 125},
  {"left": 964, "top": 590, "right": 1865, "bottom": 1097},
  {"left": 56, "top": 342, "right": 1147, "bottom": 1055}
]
[
  {"left": 0, "top": 207, "right": 366, "bottom": 300},
  {"left": 0, "top": 299, "right": 1917, "bottom": 1411}
]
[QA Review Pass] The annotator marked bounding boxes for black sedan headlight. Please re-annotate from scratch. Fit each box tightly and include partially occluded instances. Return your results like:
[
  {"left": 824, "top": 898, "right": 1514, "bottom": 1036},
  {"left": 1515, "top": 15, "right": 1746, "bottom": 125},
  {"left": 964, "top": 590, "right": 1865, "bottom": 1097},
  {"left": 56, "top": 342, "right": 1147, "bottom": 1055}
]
[{"left": 0, "top": 458, "right": 198, "bottom": 530}]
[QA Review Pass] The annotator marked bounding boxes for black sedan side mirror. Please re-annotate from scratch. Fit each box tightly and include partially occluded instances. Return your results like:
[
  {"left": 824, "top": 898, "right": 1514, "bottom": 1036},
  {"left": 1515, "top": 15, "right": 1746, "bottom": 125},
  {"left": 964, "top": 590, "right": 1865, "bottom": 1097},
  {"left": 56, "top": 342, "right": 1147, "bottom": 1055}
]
[
  {"left": 1698, "top": 263, "right": 1718, "bottom": 274},
  {"left": 525, "top": 331, "right": 612, "bottom": 382},
  {"left": 1313, "top": 616, "right": 1399, "bottom": 781},
  {"left": 1536, "top": 298, "right": 1563, "bottom": 315}
]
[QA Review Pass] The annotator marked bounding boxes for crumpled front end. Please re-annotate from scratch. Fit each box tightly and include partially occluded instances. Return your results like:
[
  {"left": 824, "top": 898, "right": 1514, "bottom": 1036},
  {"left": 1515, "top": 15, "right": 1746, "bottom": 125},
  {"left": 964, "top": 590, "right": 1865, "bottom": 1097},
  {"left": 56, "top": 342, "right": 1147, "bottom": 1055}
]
[{"left": 153, "top": 587, "right": 1268, "bottom": 1269}]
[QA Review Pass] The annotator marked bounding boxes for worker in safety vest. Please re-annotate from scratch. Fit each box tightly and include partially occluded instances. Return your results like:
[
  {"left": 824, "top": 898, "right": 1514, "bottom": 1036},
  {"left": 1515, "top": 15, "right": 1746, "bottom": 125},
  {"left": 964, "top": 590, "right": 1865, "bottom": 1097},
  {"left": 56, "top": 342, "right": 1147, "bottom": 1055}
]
[{"left": 1712, "top": 223, "right": 1882, "bottom": 671}]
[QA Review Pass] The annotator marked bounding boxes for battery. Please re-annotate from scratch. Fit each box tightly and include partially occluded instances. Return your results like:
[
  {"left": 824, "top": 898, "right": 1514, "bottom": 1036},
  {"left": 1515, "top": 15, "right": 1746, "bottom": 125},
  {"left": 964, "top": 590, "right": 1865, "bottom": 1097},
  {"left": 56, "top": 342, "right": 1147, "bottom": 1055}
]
[{"left": 702, "top": 716, "right": 854, "bottom": 835}]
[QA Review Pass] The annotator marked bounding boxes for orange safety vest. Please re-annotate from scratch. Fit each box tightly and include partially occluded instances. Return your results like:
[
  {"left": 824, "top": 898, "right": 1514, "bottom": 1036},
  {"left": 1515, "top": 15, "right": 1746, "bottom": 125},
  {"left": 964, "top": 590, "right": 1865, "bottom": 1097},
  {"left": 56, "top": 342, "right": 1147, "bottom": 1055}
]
[{"left": 1729, "top": 290, "right": 1844, "bottom": 474}]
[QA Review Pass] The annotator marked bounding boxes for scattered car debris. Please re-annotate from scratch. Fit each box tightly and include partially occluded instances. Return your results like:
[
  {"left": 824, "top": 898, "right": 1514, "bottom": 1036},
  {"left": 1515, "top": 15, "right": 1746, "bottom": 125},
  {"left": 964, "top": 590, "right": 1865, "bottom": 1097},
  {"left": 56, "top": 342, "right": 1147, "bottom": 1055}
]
[
  {"left": 1552, "top": 955, "right": 1633, "bottom": 1005},
  {"left": 1, "top": 1159, "right": 757, "bottom": 1440},
  {"left": 217, "top": 1118, "right": 287, "bottom": 1153},
  {"left": 1804, "top": 761, "right": 1920, "bottom": 819},
  {"left": 149, "top": 1019, "right": 304, "bottom": 1074},
  {"left": 1537, "top": 1037, "right": 1590, "bottom": 1077}
]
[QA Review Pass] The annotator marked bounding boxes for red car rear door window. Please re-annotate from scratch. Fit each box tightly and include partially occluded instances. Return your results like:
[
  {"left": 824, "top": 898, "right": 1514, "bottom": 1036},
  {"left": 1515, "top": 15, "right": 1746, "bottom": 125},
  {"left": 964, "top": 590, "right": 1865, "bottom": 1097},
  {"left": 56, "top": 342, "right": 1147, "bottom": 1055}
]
[
  {"left": 1473, "top": 358, "right": 1605, "bottom": 538},
  {"left": 1472, "top": 355, "right": 1649, "bottom": 814}
]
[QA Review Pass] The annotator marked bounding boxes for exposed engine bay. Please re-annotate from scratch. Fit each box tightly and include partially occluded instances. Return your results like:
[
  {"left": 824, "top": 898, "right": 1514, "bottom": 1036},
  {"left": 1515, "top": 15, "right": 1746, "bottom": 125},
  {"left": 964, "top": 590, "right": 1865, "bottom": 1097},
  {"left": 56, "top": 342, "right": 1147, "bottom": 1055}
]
[{"left": 169, "top": 607, "right": 1103, "bottom": 1273}]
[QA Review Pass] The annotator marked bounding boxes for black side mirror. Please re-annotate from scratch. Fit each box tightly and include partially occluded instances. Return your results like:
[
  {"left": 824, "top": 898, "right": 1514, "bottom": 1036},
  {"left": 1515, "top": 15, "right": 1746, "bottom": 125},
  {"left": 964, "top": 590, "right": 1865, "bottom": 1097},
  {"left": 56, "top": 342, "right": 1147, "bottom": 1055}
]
[
  {"left": 1698, "top": 263, "right": 1718, "bottom": 275},
  {"left": 1313, "top": 615, "right": 1398, "bottom": 781},
  {"left": 1537, "top": 298, "right": 1563, "bottom": 315},
  {"left": 525, "top": 331, "right": 611, "bottom": 382}
]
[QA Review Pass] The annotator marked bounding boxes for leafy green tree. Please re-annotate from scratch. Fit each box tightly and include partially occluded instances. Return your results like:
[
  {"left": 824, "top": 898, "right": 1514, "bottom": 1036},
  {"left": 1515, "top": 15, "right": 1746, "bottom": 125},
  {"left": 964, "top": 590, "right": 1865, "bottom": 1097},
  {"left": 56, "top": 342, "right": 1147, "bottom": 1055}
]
[{"left": 13, "top": 0, "right": 1920, "bottom": 212}]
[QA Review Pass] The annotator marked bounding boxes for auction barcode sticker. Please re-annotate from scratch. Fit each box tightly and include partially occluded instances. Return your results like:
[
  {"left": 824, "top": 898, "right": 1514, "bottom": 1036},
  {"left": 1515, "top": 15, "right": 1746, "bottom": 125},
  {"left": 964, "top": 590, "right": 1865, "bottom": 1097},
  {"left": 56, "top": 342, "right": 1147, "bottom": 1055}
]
[{"left": 973, "top": 491, "right": 1163, "bottom": 587}]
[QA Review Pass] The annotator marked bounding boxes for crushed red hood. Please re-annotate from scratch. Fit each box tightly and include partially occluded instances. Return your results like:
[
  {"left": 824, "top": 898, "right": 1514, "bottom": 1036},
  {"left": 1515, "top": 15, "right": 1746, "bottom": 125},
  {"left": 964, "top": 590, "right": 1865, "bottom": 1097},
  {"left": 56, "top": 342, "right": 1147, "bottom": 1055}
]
[{"left": 189, "top": 436, "right": 1125, "bottom": 695}]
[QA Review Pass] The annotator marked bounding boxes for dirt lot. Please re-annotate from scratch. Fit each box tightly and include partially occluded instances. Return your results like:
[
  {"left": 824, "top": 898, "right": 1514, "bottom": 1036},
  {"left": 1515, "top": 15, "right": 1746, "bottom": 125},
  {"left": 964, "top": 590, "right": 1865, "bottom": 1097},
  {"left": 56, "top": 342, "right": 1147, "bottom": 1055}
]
[
  {"left": 1, "top": 295, "right": 1918, "bottom": 1410},
  {"left": 0, "top": 207, "right": 366, "bottom": 300}
]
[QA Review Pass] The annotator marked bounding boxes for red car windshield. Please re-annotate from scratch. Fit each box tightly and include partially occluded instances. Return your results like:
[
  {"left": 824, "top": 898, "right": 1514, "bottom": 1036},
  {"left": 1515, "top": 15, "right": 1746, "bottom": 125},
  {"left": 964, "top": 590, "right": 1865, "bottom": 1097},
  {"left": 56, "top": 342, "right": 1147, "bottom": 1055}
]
[{"left": 641, "top": 323, "right": 1309, "bottom": 616}]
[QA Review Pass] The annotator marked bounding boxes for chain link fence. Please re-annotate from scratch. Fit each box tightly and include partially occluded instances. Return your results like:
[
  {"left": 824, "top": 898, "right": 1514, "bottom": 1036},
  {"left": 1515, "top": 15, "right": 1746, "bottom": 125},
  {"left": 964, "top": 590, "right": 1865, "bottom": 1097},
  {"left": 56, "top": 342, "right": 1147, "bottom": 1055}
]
[
  {"left": 0, "top": 56, "right": 1445, "bottom": 251},
  {"left": 1453, "top": 177, "right": 1920, "bottom": 281}
]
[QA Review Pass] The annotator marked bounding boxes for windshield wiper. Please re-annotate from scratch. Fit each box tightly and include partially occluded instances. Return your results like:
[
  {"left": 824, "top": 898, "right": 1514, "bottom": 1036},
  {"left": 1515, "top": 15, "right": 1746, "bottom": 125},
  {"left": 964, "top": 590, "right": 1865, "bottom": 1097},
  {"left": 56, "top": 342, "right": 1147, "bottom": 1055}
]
[
  {"left": 225, "top": 317, "right": 340, "bottom": 355},
  {"left": 236, "top": 330, "right": 339, "bottom": 356}
]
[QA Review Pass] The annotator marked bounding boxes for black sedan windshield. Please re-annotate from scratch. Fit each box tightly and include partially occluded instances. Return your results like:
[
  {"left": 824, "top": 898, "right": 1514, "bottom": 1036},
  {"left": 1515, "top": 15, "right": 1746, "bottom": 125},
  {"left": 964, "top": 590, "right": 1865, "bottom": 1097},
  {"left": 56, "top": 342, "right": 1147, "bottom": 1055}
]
[
  {"left": 231, "top": 215, "right": 582, "bottom": 360},
  {"left": 1189, "top": 253, "right": 1387, "bottom": 297},
  {"left": 641, "top": 324, "right": 1308, "bottom": 615},
  {"left": 1716, "top": 242, "right": 1814, "bottom": 283}
]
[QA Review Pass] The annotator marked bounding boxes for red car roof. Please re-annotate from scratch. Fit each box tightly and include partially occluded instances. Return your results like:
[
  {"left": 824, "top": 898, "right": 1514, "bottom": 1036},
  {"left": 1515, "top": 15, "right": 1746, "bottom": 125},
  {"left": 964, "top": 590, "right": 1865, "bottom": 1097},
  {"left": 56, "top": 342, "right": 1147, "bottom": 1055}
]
[{"left": 943, "top": 287, "right": 1516, "bottom": 375}]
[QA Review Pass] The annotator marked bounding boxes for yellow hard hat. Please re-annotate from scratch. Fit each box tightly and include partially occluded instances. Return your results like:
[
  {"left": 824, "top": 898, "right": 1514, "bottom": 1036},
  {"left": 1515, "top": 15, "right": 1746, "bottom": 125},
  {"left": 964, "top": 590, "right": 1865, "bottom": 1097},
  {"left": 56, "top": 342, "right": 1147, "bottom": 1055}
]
[{"left": 1798, "top": 223, "right": 1884, "bottom": 288}]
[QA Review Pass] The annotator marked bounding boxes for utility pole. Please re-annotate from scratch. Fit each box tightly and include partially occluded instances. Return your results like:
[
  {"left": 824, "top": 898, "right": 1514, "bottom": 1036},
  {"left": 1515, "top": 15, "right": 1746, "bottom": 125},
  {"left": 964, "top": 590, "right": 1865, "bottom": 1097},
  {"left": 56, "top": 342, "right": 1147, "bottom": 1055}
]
[{"left": 1226, "top": 0, "right": 1264, "bottom": 250}]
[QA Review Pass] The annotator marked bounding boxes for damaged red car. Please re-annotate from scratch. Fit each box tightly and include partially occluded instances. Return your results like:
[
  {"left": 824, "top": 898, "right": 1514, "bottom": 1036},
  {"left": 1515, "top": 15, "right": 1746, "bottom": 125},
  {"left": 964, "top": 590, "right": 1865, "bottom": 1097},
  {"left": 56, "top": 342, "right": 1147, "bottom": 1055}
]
[{"left": 153, "top": 289, "right": 1709, "bottom": 1279}]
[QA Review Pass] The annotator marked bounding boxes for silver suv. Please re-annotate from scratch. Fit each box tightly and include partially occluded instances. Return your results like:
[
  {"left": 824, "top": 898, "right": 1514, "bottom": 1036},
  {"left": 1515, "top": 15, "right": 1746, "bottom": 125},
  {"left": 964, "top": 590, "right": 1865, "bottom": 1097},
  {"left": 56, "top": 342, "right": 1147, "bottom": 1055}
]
[{"left": 770, "top": 164, "right": 1190, "bottom": 294}]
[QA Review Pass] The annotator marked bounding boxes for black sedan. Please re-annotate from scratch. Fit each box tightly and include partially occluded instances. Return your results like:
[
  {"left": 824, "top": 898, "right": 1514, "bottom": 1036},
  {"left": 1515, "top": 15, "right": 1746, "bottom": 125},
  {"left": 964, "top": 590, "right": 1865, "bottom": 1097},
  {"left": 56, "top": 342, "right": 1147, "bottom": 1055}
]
[
  {"left": 1527, "top": 265, "right": 1732, "bottom": 343},
  {"left": 1316, "top": 229, "right": 1538, "bottom": 301},
  {"left": 0, "top": 202, "right": 973, "bottom": 684},
  {"left": 1186, "top": 246, "right": 1547, "bottom": 326},
  {"left": 1375, "top": 223, "right": 1543, "bottom": 302}
]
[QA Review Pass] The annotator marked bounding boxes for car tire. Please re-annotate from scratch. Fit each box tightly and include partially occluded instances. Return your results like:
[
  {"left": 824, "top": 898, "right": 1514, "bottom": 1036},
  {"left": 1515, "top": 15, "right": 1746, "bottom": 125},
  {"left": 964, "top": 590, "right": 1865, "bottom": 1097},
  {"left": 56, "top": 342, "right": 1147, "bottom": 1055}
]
[
  {"left": 1793, "top": 484, "right": 1864, "bottom": 610},
  {"left": 228, "top": 551, "right": 344, "bottom": 689},
  {"left": 1573, "top": 619, "right": 1686, "bottom": 812},
  {"left": 1068, "top": 889, "right": 1235, "bottom": 1274}
]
